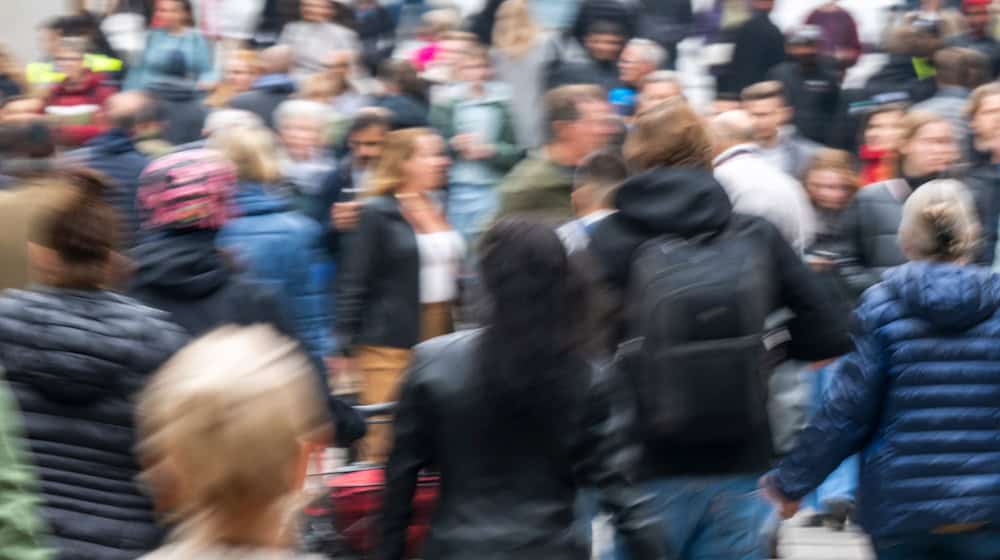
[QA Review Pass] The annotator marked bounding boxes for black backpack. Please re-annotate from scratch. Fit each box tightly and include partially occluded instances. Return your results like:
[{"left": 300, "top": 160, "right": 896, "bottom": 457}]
[{"left": 617, "top": 225, "right": 774, "bottom": 446}]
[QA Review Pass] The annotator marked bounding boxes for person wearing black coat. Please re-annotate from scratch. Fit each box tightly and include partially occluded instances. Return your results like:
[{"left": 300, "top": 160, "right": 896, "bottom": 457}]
[
  {"left": 717, "top": 0, "right": 785, "bottom": 95},
  {"left": 144, "top": 51, "right": 208, "bottom": 145},
  {"left": 767, "top": 26, "right": 841, "bottom": 146},
  {"left": 128, "top": 149, "right": 365, "bottom": 447},
  {"left": 379, "top": 219, "right": 669, "bottom": 560},
  {"left": 0, "top": 170, "right": 189, "bottom": 560}
]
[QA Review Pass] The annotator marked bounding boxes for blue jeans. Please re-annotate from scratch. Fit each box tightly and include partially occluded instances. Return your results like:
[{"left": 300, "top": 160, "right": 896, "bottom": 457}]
[
  {"left": 446, "top": 183, "right": 499, "bottom": 249},
  {"left": 874, "top": 532, "right": 1000, "bottom": 560},
  {"left": 613, "top": 475, "right": 772, "bottom": 560},
  {"left": 804, "top": 363, "right": 858, "bottom": 513}
]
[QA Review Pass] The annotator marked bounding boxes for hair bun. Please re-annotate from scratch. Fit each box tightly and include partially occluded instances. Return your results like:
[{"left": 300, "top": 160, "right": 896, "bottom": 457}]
[{"left": 921, "top": 202, "right": 960, "bottom": 257}]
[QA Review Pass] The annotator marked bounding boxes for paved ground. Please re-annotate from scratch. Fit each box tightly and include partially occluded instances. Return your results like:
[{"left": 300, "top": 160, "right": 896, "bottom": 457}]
[{"left": 778, "top": 516, "right": 873, "bottom": 560}]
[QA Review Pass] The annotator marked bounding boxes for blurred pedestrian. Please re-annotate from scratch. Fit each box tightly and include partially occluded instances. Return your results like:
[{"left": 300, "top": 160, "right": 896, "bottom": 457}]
[
  {"left": 949, "top": 0, "right": 1000, "bottom": 77},
  {"left": 380, "top": 217, "right": 668, "bottom": 560},
  {"left": 212, "top": 125, "right": 335, "bottom": 362},
  {"left": 65, "top": 91, "right": 154, "bottom": 248},
  {"left": 228, "top": 45, "right": 297, "bottom": 130},
  {"left": 355, "top": 0, "right": 396, "bottom": 73},
  {"left": 44, "top": 37, "right": 115, "bottom": 147},
  {"left": 710, "top": 109, "right": 816, "bottom": 254},
  {"left": 137, "top": 325, "right": 328, "bottom": 560},
  {"left": 912, "top": 47, "right": 990, "bottom": 148},
  {"left": 636, "top": 71, "right": 684, "bottom": 113},
  {"left": 335, "top": 128, "right": 461, "bottom": 463},
  {"left": 557, "top": 148, "right": 627, "bottom": 254},
  {"left": 839, "top": 111, "right": 959, "bottom": 298},
  {"left": 322, "top": 49, "right": 371, "bottom": 117},
  {"left": 763, "top": 179, "right": 1000, "bottom": 560},
  {"left": 618, "top": 38, "right": 667, "bottom": 94},
  {"left": 144, "top": 51, "right": 208, "bottom": 145},
  {"left": 491, "top": 0, "right": 557, "bottom": 150},
  {"left": 280, "top": 0, "right": 360, "bottom": 75},
  {"left": 741, "top": 81, "right": 822, "bottom": 180},
  {"left": 767, "top": 25, "right": 841, "bottom": 146},
  {"left": 0, "top": 170, "right": 189, "bottom": 559},
  {"left": 204, "top": 48, "right": 260, "bottom": 109},
  {"left": 430, "top": 45, "right": 520, "bottom": 245},
  {"left": 965, "top": 82, "right": 1000, "bottom": 165},
  {"left": 858, "top": 104, "right": 907, "bottom": 186},
  {"left": 634, "top": 0, "right": 693, "bottom": 71},
  {"left": 372, "top": 59, "right": 430, "bottom": 129},
  {"left": 275, "top": 99, "right": 337, "bottom": 222},
  {"left": 125, "top": 0, "right": 216, "bottom": 90},
  {"left": 548, "top": 19, "right": 627, "bottom": 91},
  {"left": 498, "top": 85, "right": 613, "bottom": 221},
  {"left": 804, "top": 0, "right": 862, "bottom": 72},
  {"left": 0, "top": 44, "right": 26, "bottom": 102},
  {"left": 718, "top": 0, "right": 784, "bottom": 95},
  {"left": 587, "top": 98, "right": 850, "bottom": 560}
]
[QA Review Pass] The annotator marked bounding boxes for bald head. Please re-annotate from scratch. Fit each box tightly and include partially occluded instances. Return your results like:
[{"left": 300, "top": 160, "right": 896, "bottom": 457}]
[
  {"left": 709, "top": 110, "right": 755, "bottom": 155},
  {"left": 260, "top": 45, "right": 293, "bottom": 75},
  {"left": 106, "top": 91, "right": 156, "bottom": 133}
]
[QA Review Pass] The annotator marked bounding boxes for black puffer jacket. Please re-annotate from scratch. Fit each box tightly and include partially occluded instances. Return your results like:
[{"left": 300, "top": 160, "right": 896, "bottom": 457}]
[
  {"left": 130, "top": 231, "right": 366, "bottom": 447},
  {"left": 0, "top": 289, "right": 188, "bottom": 560},
  {"left": 836, "top": 178, "right": 912, "bottom": 297},
  {"left": 379, "top": 330, "right": 668, "bottom": 560},
  {"left": 589, "top": 167, "right": 851, "bottom": 476}
]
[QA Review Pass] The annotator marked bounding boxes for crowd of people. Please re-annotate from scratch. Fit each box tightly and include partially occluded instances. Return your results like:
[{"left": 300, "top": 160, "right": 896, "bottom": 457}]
[{"left": 0, "top": 0, "right": 998, "bottom": 559}]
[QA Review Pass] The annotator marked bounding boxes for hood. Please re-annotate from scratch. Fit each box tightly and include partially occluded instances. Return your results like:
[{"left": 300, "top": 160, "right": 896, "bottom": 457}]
[
  {"left": 613, "top": 167, "right": 732, "bottom": 236},
  {"left": 131, "top": 231, "right": 231, "bottom": 299},
  {"left": 148, "top": 78, "right": 199, "bottom": 102},
  {"left": 234, "top": 182, "right": 292, "bottom": 216},
  {"left": 81, "top": 127, "right": 137, "bottom": 155},
  {"left": 253, "top": 73, "right": 297, "bottom": 94},
  {"left": 884, "top": 262, "right": 1000, "bottom": 332}
]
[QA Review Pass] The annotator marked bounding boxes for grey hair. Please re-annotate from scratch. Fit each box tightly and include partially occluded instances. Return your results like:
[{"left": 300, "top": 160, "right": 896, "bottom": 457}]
[
  {"left": 203, "top": 109, "right": 265, "bottom": 137},
  {"left": 626, "top": 38, "right": 668, "bottom": 68},
  {"left": 642, "top": 70, "right": 682, "bottom": 88},
  {"left": 899, "top": 179, "right": 982, "bottom": 263},
  {"left": 273, "top": 99, "right": 333, "bottom": 130}
]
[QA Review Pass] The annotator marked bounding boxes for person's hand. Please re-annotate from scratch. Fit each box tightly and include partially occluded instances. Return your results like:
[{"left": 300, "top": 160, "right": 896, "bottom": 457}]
[
  {"left": 807, "top": 256, "right": 835, "bottom": 272},
  {"left": 759, "top": 474, "right": 800, "bottom": 520},
  {"left": 332, "top": 201, "right": 362, "bottom": 231},
  {"left": 463, "top": 140, "right": 496, "bottom": 161}
]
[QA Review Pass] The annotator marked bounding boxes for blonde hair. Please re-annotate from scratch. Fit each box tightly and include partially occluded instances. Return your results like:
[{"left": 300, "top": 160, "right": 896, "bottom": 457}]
[
  {"left": 805, "top": 149, "right": 859, "bottom": 191},
  {"left": 137, "top": 325, "right": 326, "bottom": 548},
  {"left": 421, "top": 9, "right": 460, "bottom": 37},
  {"left": 899, "top": 179, "right": 981, "bottom": 263},
  {"left": 965, "top": 82, "right": 1000, "bottom": 119},
  {"left": 205, "top": 49, "right": 260, "bottom": 109},
  {"left": 625, "top": 98, "right": 713, "bottom": 171},
  {"left": 208, "top": 125, "right": 282, "bottom": 184},
  {"left": 367, "top": 128, "right": 433, "bottom": 197},
  {"left": 899, "top": 110, "right": 949, "bottom": 159},
  {"left": 493, "top": 0, "right": 542, "bottom": 58}
]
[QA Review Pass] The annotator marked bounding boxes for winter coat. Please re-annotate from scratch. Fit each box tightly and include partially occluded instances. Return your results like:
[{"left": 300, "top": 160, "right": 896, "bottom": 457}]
[
  {"left": 496, "top": 154, "right": 575, "bottom": 222},
  {"left": 217, "top": 183, "right": 335, "bottom": 359},
  {"left": 960, "top": 164, "right": 1000, "bottom": 267},
  {"left": 129, "top": 231, "right": 366, "bottom": 447},
  {"left": 587, "top": 166, "right": 851, "bottom": 476},
  {"left": 837, "top": 178, "right": 911, "bottom": 297},
  {"left": 379, "top": 330, "right": 668, "bottom": 560},
  {"left": 0, "top": 289, "right": 188, "bottom": 559},
  {"left": 718, "top": 10, "right": 785, "bottom": 95},
  {"left": 44, "top": 71, "right": 116, "bottom": 147},
  {"left": 146, "top": 78, "right": 208, "bottom": 145},
  {"left": 0, "top": 378, "right": 53, "bottom": 560},
  {"left": 766, "top": 59, "right": 841, "bottom": 146},
  {"left": 228, "top": 74, "right": 297, "bottom": 130},
  {"left": 336, "top": 195, "right": 426, "bottom": 354},
  {"left": 65, "top": 128, "right": 151, "bottom": 248},
  {"left": 774, "top": 261, "right": 1000, "bottom": 540},
  {"left": 125, "top": 29, "right": 215, "bottom": 91},
  {"left": 372, "top": 94, "right": 430, "bottom": 130}
]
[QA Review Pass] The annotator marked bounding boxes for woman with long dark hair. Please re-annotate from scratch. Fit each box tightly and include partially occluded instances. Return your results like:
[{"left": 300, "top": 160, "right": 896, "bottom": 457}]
[{"left": 379, "top": 218, "right": 666, "bottom": 560}]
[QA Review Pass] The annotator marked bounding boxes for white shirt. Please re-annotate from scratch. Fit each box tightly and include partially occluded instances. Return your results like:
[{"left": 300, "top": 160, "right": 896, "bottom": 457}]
[
  {"left": 417, "top": 231, "right": 466, "bottom": 304},
  {"left": 713, "top": 144, "right": 817, "bottom": 254}
]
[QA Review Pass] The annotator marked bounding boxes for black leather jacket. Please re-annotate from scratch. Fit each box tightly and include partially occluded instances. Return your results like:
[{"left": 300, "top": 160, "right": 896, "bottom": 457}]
[
  {"left": 379, "top": 331, "right": 670, "bottom": 560},
  {"left": 336, "top": 195, "right": 423, "bottom": 354}
]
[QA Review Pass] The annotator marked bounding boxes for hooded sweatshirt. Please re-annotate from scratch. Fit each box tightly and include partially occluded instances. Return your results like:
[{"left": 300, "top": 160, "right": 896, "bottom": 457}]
[
  {"left": 589, "top": 167, "right": 851, "bottom": 476},
  {"left": 147, "top": 78, "right": 208, "bottom": 145}
]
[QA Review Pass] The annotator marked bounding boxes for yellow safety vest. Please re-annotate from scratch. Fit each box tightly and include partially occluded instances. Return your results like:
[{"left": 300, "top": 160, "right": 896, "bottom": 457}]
[{"left": 26, "top": 54, "right": 123, "bottom": 86}]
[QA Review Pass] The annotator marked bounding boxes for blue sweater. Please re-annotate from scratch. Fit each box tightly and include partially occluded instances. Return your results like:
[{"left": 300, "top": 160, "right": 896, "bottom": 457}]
[
  {"left": 774, "top": 261, "right": 1000, "bottom": 539},
  {"left": 124, "top": 29, "right": 215, "bottom": 90},
  {"left": 218, "top": 184, "right": 335, "bottom": 360}
]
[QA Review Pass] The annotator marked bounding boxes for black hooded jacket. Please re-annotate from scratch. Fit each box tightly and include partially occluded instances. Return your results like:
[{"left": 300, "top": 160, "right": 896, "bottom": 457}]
[
  {"left": 129, "top": 231, "right": 365, "bottom": 446},
  {"left": 589, "top": 167, "right": 851, "bottom": 476}
]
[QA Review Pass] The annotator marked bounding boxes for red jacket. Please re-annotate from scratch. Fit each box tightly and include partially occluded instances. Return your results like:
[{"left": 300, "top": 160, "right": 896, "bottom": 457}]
[
  {"left": 859, "top": 144, "right": 895, "bottom": 187},
  {"left": 45, "top": 72, "right": 117, "bottom": 147}
]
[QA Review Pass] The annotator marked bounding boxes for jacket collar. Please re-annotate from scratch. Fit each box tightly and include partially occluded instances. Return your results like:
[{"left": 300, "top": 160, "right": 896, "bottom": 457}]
[{"left": 712, "top": 143, "right": 758, "bottom": 168}]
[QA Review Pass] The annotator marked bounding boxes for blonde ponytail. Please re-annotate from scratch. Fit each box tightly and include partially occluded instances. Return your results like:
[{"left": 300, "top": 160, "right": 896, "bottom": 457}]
[{"left": 899, "top": 180, "right": 981, "bottom": 263}]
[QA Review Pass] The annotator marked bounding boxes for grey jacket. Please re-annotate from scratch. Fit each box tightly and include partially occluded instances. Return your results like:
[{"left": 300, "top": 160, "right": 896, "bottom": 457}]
[{"left": 839, "top": 179, "right": 910, "bottom": 297}]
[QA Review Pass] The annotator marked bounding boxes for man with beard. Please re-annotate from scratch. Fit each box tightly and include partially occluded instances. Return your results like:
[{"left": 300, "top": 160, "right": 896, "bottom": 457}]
[{"left": 767, "top": 25, "right": 842, "bottom": 146}]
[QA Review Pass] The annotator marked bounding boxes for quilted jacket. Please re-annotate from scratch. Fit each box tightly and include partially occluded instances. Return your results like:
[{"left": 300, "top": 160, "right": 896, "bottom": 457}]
[
  {"left": 773, "top": 262, "right": 1000, "bottom": 539},
  {"left": 0, "top": 289, "right": 188, "bottom": 559},
  {"left": 218, "top": 183, "right": 336, "bottom": 360}
]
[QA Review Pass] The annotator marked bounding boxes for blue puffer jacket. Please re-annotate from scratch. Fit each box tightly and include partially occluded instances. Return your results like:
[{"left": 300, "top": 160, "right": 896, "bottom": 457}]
[
  {"left": 218, "top": 183, "right": 336, "bottom": 360},
  {"left": 774, "top": 261, "right": 1000, "bottom": 540}
]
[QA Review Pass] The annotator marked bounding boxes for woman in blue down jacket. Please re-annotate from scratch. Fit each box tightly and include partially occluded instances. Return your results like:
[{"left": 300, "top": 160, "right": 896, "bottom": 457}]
[{"left": 762, "top": 179, "right": 1000, "bottom": 560}]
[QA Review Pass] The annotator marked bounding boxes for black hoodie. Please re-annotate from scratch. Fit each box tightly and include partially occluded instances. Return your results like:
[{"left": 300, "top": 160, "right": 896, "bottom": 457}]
[
  {"left": 589, "top": 167, "right": 851, "bottom": 476},
  {"left": 130, "top": 231, "right": 366, "bottom": 446}
]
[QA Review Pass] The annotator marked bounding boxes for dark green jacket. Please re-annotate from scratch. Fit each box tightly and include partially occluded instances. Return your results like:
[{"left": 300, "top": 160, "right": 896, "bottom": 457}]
[{"left": 497, "top": 154, "right": 575, "bottom": 222}]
